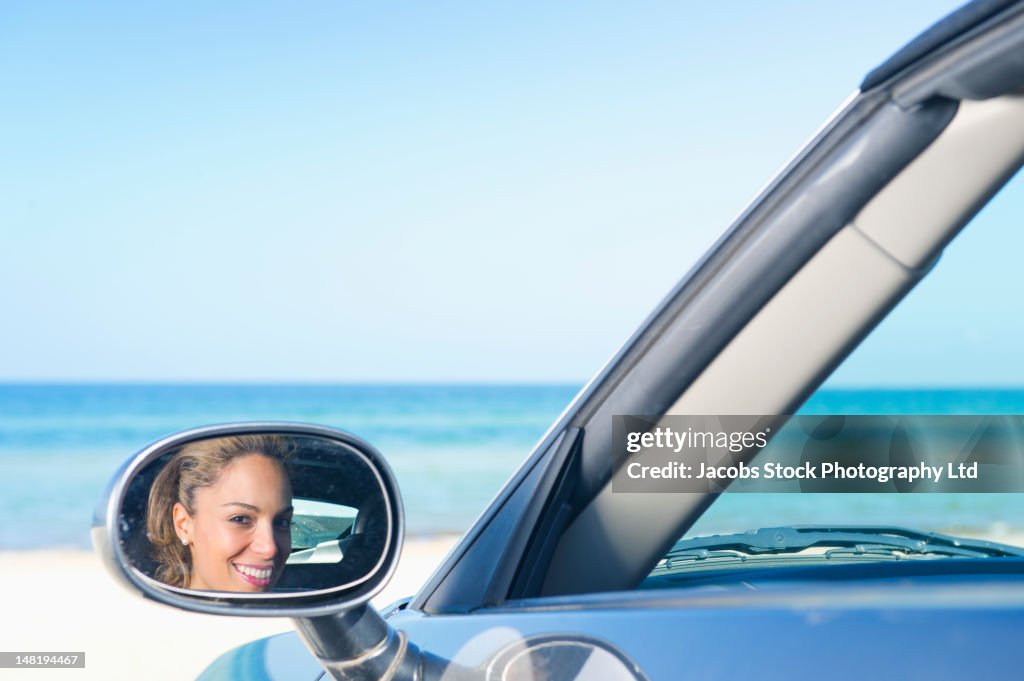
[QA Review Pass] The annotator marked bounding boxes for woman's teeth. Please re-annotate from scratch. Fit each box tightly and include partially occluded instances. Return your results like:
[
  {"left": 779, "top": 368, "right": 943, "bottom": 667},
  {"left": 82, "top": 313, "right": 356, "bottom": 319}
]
[{"left": 235, "top": 564, "right": 271, "bottom": 580}]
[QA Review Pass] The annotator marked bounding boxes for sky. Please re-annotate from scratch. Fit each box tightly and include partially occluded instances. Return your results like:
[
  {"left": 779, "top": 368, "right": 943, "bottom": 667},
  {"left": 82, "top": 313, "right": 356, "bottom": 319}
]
[{"left": 4, "top": 0, "right": 1020, "bottom": 385}]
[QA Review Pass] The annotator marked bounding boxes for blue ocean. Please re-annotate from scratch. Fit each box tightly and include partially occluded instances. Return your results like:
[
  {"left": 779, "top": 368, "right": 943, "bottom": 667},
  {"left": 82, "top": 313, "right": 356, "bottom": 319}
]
[{"left": 3, "top": 384, "right": 1024, "bottom": 549}]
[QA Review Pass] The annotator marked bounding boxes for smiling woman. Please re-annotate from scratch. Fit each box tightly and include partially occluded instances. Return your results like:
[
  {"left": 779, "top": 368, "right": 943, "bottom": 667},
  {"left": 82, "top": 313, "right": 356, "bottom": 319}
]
[
  {"left": 146, "top": 435, "right": 294, "bottom": 592},
  {"left": 108, "top": 426, "right": 401, "bottom": 607}
]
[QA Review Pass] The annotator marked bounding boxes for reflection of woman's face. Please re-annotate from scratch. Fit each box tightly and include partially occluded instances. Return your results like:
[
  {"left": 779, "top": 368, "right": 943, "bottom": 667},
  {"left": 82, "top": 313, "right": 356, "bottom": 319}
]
[{"left": 173, "top": 454, "right": 293, "bottom": 592}]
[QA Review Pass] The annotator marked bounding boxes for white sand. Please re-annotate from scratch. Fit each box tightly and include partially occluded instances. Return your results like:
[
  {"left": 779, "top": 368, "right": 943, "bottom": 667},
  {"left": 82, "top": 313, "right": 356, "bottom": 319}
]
[
  {"left": 0, "top": 536, "right": 458, "bottom": 681},
  {"left": 6, "top": 528, "right": 1021, "bottom": 680}
]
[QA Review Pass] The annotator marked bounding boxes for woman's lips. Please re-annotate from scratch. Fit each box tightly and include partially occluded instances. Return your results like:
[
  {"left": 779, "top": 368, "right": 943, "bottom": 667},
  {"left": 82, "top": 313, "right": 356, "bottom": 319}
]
[{"left": 233, "top": 563, "right": 272, "bottom": 588}]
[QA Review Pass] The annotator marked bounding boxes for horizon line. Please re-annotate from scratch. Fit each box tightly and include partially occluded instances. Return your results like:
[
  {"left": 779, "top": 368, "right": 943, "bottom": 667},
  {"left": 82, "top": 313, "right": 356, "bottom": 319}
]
[{"left": 2, "top": 380, "right": 1024, "bottom": 390}]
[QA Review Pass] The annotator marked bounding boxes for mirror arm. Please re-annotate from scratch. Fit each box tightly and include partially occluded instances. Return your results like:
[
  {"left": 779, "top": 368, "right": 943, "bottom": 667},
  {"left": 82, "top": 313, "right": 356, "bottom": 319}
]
[{"left": 293, "top": 607, "right": 471, "bottom": 681}]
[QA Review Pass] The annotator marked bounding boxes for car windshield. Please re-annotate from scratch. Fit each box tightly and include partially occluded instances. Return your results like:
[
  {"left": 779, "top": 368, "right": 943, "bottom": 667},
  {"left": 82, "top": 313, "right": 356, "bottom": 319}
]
[
  {"left": 643, "top": 426, "right": 1024, "bottom": 588},
  {"left": 681, "top": 412, "right": 1024, "bottom": 551}
]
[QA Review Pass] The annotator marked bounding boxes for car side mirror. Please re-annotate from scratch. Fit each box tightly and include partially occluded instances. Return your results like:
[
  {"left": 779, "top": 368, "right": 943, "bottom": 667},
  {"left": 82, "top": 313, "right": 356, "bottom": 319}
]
[
  {"left": 92, "top": 423, "right": 467, "bottom": 680},
  {"left": 92, "top": 422, "right": 404, "bottom": 616}
]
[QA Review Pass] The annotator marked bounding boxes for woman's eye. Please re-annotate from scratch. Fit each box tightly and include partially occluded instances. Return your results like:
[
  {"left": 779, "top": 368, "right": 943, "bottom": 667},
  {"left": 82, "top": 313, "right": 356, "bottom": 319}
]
[
  {"left": 229, "top": 515, "right": 252, "bottom": 525},
  {"left": 274, "top": 517, "right": 293, "bottom": 530}
]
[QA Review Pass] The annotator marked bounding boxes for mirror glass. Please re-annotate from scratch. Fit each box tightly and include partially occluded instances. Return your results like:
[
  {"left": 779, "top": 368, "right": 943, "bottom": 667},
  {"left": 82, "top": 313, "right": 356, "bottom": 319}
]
[{"left": 118, "top": 432, "right": 392, "bottom": 594}]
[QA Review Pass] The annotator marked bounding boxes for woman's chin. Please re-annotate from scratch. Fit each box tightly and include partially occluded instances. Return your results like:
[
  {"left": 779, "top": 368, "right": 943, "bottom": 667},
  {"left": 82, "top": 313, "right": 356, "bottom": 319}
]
[{"left": 232, "top": 577, "right": 272, "bottom": 592}]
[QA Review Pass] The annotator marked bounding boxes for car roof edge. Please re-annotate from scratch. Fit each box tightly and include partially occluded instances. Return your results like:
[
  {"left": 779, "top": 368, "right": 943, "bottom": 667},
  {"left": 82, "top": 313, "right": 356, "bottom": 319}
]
[{"left": 862, "top": 0, "right": 1021, "bottom": 90}]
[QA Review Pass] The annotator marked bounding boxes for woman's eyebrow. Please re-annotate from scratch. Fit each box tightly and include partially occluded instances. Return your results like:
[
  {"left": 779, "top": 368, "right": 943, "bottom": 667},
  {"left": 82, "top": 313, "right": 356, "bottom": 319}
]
[
  {"left": 222, "top": 502, "right": 259, "bottom": 511},
  {"left": 221, "top": 502, "right": 294, "bottom": 513}
]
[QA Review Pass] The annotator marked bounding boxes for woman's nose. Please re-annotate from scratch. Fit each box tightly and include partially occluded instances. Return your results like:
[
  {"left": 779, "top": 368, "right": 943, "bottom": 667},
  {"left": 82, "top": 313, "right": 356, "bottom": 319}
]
[{"left": 250, "top": 522, "right": 278, "bottom": 558}]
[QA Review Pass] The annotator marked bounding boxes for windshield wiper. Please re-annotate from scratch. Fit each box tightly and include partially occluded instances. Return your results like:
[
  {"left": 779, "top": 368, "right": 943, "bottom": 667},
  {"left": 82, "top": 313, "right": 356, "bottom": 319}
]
[{"left": 662, "top": 526, "right": 1024, "bottom": 563}]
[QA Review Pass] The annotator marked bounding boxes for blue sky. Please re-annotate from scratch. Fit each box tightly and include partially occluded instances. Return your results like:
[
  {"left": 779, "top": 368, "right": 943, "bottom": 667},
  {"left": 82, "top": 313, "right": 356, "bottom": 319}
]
[{"left": 4, "top": 1, "right": 1019, "bottom": 385}]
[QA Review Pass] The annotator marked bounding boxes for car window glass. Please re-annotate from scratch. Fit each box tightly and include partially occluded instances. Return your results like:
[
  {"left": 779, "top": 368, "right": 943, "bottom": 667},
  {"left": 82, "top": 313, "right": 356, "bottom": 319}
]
[{"left": 644, "top": 172, "right": 1024, "bottom": 586}]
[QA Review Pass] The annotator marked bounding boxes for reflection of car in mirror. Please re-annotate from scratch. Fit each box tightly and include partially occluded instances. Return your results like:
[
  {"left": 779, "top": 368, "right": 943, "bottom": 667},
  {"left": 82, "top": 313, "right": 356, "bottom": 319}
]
[
  {"left": 92, "top": 1, "right": 1024, "bottom": 679},
  {"left": 287, "top": 499, "right": 358, "bottom": 566}
]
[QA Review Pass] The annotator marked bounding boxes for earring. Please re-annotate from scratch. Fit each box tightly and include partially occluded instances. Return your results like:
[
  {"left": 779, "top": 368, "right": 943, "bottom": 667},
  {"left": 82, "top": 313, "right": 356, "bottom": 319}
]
[{"left": 181, "top": 538, "right": 189, "bottom": 546}]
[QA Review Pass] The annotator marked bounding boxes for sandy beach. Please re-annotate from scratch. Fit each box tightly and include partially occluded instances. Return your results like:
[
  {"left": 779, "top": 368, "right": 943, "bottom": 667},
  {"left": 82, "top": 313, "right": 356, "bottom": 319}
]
[
  {"left": 0, "top": 536, "right": 459, "bottom": 681},
  {"left": 5, "top": 527, "right": 1023, "bottom": 680}
]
